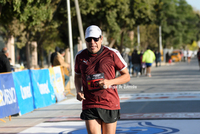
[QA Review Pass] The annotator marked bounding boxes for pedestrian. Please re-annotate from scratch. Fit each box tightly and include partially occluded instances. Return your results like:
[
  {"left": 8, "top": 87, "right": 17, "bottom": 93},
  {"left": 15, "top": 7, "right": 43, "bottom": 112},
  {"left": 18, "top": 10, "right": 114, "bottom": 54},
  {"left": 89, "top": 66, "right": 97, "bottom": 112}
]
[
  {"left": 0, "top": 47, "right": 11, "bottom": 73},
  {"left": 8, "top": 58, "right": 15, "bottom": 71},
  {"left": 53, "top": 48, "right": 70, "bottom": 88},
  {"left": 50, "top": 46, "right": 60, "bottom": 66},
  {"left": 197, "top": 48, "right": 200, "bottom": 70},
  {"left": 183, "top": 50, "right": 187, "bottom": 62},
  {"left": 187, "top": 49, "right": 192, "bottom": 64},
  {"left": 121, "top": 49, "right": 129, "bottom": 76},
  {"left": 155, "top": 50, "right": 161, "bottom": 67},
  {"left": 139, "top": 50, "right": 145, "bottom": 75},
  {"left": 131, "top": 49, "right": 141, "bottom": 77},
  {"left": 74, "top": 25, "right": 130, "bottom": 134},
  {"left": 128, "top": 54, "right": 133, "bottom": 75},
  {"left": 165, "top": 52, "right": 170, "bottom": 64},
  {"left": 142, "top": 47, "right": 156, "bottom": 77},
  {"left": 121, "top": 49, "right": 129, "bottom": 65}
]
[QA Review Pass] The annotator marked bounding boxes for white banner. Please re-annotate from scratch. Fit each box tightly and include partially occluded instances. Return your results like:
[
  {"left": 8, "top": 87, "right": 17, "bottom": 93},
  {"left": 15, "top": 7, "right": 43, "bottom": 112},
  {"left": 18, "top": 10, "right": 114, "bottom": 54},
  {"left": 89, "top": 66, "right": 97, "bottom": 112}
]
[{"left": 49, "top": 66, "right": 65, "bottom": 102}]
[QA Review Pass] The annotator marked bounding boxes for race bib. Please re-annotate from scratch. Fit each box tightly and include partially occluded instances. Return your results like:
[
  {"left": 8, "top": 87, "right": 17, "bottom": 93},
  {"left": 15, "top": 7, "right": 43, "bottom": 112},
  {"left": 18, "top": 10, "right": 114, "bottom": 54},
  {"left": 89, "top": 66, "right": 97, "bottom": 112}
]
[{"left": 87, "top": 73, "right": 104, "bottom": 91}]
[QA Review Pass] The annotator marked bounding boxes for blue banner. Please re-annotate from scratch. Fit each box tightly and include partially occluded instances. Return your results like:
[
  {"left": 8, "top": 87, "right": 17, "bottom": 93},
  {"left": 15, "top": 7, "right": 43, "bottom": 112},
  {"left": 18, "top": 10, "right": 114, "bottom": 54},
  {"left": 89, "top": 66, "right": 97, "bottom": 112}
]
[
  {"left": 0, "top": 73, "right": 19, "bottom": 118},
  {"left": 12, "top": 70, "right": 34, "bottom": 115},
  {"left": 30, "top": 69, "right": 56, "bottom": 109}
]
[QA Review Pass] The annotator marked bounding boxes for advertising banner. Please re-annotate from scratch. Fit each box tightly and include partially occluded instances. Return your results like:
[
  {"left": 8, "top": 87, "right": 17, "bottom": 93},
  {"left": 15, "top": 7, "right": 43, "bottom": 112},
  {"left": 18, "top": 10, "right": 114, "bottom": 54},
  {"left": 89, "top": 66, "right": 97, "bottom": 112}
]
[
  {"left": 49, "top": 66, "right": 65, "bottom": 102},
  {"left": 0, "top": 73, "right": 19, "bottom": 118},
  {"left": 30, "top": 69, "right": 56, "bottom": 109},
  {"left": 12, "top": 70, "right": 34, "bottom": 115}
]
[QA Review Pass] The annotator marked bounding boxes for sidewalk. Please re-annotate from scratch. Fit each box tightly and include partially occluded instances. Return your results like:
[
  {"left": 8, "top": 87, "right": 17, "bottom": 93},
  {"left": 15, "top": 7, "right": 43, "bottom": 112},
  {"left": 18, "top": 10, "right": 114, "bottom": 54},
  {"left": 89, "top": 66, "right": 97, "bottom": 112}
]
[{"left": 0, "top": 89, "right": 78, "bottom": 133}]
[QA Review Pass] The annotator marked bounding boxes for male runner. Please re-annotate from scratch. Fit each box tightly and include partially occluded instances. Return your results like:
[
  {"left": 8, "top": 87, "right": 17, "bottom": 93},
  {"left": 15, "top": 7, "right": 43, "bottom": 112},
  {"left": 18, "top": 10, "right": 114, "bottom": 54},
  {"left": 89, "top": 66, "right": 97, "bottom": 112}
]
[{"left": 74, "top": 25, "right": 130, "bottom": 134}]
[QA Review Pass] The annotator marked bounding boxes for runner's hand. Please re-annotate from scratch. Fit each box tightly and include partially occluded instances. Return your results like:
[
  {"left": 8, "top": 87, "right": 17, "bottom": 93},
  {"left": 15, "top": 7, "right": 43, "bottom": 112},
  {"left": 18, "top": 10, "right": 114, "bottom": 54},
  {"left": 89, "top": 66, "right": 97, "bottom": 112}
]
[
  {"left": 77, "top": 91, "right": 85, "bottom": 101},
  {"left": 99, "top": 79, "right": 110, "bottom": 89}
]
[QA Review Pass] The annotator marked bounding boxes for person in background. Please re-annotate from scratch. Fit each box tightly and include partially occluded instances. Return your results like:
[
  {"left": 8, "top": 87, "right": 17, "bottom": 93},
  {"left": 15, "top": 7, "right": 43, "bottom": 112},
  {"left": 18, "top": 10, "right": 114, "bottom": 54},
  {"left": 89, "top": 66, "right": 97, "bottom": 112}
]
[
  {"left": 0, "top": 47, "right": 11, "bottom": 73},
  {"left": 155, "top": 50, "right": 161, "bottom": 67},
  {"left": 131, "top": 49, "right": 141, "bottom": 77},
  {"left": 183, "top": 50, "right": 187, "bottom": 62},
  {"left": 165, "top": 52, "right": 170, "bottom": 64},
  {"left": 50, "top": 46, "right": 60, "bottom": 66},
  {"left": 74, "top": 25, "right": 130, "bottom": 134},
  {"left": 121, "top": 49, "right": 129, "bottom": 65},
  {"left": 197, "top": 48, "right": 200, "bottom": 70},
  {"left": 128, "top": 53, "right": 133, "bottom": 76},
  {"left": 142, "top": 47, "right": 156, "bottom": 77},
  {"left": 53, "top": 48, "right": 70, "bottom": 87},
  {"left": 140, "top": 50, "right": 146, "bottom": 75},
  {"left": 187, "top": 49, "right": 192, "bottom": 64},
  {"left": 8, "top": 58, "right": 15, "bottom": 72}
]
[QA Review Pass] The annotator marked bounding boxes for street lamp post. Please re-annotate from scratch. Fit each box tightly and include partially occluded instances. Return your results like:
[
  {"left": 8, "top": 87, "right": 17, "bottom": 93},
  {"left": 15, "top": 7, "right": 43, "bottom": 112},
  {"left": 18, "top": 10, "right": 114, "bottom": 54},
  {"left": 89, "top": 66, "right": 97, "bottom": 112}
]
[
  {"left": 66, "top": 0, "right": 74, "bottom": 79},
  {"left": 74, "top": 0, "right": 86, "bottom": 49},
  {"left": 137, "top": 25, "right": 140, "bottom": 50}
]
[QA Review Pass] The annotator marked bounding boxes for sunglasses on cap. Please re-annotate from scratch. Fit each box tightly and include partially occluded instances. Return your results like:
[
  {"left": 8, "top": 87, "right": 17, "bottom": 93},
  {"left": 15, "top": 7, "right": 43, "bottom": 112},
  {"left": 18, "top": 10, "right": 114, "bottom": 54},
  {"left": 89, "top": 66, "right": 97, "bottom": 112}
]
[{"left": 85, "top": 36, "right": 101, "bottom": 42}]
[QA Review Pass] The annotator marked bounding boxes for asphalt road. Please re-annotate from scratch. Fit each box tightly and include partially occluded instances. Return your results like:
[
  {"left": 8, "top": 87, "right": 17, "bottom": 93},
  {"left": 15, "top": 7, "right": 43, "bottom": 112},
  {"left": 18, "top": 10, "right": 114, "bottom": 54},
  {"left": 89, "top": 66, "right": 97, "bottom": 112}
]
[
  {"left": 119, "top": 58, "right": 200, "bottom": 94},
  {"left": 0, "top": 57, "right": 200, "bottom": 133},
  {"left": 119, "top": 57, "right": 200, "bottom": 114}
]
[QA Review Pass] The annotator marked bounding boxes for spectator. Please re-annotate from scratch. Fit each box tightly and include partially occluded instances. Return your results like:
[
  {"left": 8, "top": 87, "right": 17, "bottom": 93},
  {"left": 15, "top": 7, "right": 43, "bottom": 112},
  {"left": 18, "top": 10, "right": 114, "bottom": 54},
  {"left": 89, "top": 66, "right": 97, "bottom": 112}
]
[
  {"left": 0, "top": 47, "right": 11, "bottom": 73},
  {"left": 128, "top": 54, "right": 133, "bottom": 75},
  {"left": 155, "top": 50, "right": 161, "bottom": 67},
  {"left": 197, "top": 48, "right": 200, "bottom": 70},
  {"left": 121, "top": 49, "right": 129, "bottom": 65},
  {"left": 50, "top": 46, "right": 60, "bottom": 66},
  {"left": 183, "top": 50, "right": 187, "bottom": 62},
  {"left": 165, "top": 52, "right": 170, "bottom": 63},
  {"left": 187, "top": 49, "right": 192, "bottom": 64},
  {"left": 131, "top": 49, "right": 141, "bottom": 77},
  {"left": 8, "top": 58, "right": 15, "bottom": 72},
  {"left": 140, "top": 50, "right": 146, "bottom": 75},
  {"left": 53, "top": 48, "right": 70, "bottom": 88}
]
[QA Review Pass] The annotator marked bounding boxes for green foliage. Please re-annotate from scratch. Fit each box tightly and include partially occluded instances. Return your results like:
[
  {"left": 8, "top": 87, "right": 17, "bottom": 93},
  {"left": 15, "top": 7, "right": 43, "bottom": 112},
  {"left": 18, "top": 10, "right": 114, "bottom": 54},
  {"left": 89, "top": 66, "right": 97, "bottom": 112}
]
[
  {"left": 1, "top": 0, "right": 200, "bottom": 67},
  {"left": 136, "top": 24, "right": 159, "bottom": 50}
]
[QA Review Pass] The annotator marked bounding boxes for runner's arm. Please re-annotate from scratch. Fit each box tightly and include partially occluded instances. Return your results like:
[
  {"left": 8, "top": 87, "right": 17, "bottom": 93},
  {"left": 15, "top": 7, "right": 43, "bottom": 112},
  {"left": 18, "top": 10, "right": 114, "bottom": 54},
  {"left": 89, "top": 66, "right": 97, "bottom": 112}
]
[
  {"left": 99, "top": 68, "right": 130, "bottom": 88},
  {"left": 75, "top": 74, "right": 85, "bottom": 101}
]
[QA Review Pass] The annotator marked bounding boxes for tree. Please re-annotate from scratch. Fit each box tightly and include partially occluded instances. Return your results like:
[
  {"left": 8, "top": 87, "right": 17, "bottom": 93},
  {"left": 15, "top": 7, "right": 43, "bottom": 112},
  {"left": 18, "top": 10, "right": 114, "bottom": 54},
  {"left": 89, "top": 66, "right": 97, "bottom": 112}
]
[
  {"left": 153, "top": 0, "right": 199, "bottom": 49},
  {"left": 0, "top": 0, "right": 62, "bottom": 68},
  {"left": 137, "top": 24, "right": 159, "bottom": 50},
  {"left": 176, "top": 0, "right": 199, "bottom": 48}
]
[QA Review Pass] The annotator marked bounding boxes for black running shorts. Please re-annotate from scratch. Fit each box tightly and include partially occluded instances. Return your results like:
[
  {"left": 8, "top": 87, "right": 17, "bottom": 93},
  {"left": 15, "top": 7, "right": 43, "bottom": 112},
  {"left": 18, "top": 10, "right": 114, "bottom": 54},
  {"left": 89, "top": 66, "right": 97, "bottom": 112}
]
[{"left": 80, "top": 108, "right": 120, "bottom": 123}]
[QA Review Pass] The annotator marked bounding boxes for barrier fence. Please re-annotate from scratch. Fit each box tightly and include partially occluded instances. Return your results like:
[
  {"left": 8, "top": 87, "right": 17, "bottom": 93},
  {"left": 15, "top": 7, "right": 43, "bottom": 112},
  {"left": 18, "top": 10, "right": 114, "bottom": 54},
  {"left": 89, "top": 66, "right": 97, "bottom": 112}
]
[{"left": 0, "top": 66, "right": 69, "bottom": 122}]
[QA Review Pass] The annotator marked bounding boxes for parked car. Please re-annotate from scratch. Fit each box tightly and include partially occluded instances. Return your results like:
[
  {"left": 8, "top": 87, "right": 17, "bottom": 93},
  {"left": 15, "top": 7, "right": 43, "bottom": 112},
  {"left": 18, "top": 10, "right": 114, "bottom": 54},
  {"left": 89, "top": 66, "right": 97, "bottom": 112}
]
[{"left": 171, "top": 51, "right": 182, "bottom": 62}]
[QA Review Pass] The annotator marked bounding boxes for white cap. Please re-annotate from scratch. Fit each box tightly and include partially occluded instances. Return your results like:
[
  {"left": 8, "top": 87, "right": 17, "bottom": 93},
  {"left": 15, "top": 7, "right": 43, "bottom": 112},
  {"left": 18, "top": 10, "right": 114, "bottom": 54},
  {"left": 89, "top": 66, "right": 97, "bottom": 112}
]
[{"left": 85, "top": 25, "right": 102, "bottom": 39}]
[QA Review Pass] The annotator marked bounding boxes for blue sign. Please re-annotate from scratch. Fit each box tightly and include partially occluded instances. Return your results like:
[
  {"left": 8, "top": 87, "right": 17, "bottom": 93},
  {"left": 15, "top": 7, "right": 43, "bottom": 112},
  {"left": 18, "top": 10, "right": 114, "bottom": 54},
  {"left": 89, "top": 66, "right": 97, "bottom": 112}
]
[
  {"left": 0, "top": 73, "right": 19, "bottom": 118},
  {"left": 30, "top": 69, "right": 56, "bottom": 109},
  {"left": 13, "top": 70, "right": 34, "bottom": 115}
]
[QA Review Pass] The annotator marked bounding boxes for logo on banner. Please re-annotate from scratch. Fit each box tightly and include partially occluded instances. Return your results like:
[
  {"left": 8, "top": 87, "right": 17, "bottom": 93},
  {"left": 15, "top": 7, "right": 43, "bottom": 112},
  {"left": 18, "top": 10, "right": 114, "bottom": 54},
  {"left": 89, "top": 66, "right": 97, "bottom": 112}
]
[
  {"left": 0, "top": 85, "right": 17, "bottom": 106},
  {"left": 37, "top": 81, "right": 50, "bottom": 95},
  {"left": 20, "top": 83, "right": 32, "bottom": 99},
  {"left": 0, "top": 92, "right": 3, "bottom": 103},
  {"left": 64, "top": 121, "right": 179, "bottom": 134}
]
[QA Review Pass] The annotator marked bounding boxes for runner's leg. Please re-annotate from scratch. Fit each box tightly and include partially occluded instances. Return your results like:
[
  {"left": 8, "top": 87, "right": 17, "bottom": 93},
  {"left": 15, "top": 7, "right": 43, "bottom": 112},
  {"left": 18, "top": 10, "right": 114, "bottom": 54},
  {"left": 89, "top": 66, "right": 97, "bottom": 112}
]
[
  {"left": 102, "top": 121, "right": 117, "bottom": 134},
  {"left": 146, "top": 67, "right": 149, "bottom": 75},
  {"left": 85, "top": 119, "right": 102, "bottom": 134},
  {"left": 149, "top": 67, "right": 152, "bottom": 77}
]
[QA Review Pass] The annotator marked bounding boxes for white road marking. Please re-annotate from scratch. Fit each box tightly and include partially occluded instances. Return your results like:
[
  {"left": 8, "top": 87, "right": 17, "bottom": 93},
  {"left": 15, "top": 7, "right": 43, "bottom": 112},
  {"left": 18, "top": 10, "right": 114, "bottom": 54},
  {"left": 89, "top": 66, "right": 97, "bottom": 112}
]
[
  {"left": 58, "top": 91, "right": 200, "bottom": 105},
  {"left": 120, "top": 112, "right": 200, "bottom": 119},
  {"left": 119, "top": 91, "right": 200, "bottom": 102}
]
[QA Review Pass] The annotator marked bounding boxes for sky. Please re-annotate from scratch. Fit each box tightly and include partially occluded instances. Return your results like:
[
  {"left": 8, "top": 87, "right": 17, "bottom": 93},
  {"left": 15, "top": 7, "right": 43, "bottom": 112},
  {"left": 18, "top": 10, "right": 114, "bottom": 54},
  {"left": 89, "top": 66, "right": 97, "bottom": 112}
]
[{"left": 185, "top": 0, "right": 200, "bottom": 11}]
